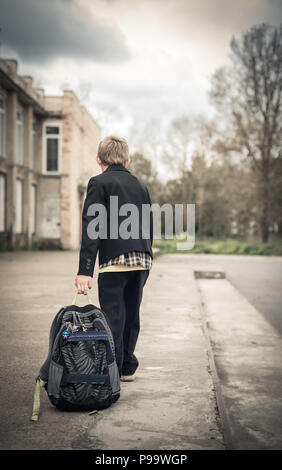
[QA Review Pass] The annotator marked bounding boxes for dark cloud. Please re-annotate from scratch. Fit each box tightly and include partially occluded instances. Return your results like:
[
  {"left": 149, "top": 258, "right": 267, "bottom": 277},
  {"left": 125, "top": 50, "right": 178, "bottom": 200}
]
[
  {"left": 162, "top": 0, "right": 282, "bottom": 38},
  {"left": 0, "top": 0, "right": 131, "bottom": 64}
]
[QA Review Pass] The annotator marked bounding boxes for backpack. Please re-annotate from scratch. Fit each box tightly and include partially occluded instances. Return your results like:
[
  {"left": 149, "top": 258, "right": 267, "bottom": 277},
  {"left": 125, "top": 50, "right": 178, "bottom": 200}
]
[{"left": 31, "top": 294, "right": 120, "bottom": 421}]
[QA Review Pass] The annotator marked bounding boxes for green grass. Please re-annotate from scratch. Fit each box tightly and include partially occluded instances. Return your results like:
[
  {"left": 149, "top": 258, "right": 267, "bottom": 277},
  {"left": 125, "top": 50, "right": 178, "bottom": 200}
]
[{"left": 153, "top": 236, "right": 282, "bottom": 256}]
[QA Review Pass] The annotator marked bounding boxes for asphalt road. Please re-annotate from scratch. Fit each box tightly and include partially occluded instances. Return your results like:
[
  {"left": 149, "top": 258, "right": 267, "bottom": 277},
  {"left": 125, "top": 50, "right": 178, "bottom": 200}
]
[{"left": 183, "top": 254, "right": 282, "bottom": 335}]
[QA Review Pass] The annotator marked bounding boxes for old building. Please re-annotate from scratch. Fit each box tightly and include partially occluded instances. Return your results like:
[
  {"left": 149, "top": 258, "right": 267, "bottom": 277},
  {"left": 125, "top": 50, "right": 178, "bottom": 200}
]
[{"left": 0, "top": 58, "right": 101, "bottom": 250}]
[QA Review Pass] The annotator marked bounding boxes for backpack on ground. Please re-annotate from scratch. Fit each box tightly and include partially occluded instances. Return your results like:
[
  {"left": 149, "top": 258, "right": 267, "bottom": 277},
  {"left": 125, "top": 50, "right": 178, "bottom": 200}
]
[{"left": 31, "top": 294, "right": 120, "bottom": 421}]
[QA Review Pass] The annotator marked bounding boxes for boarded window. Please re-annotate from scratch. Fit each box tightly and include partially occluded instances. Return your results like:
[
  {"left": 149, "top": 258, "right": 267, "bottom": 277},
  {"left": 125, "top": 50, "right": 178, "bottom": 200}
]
[
  {"left": 0, "top": 173, "right": 6, "bottom": 231},
  {"left": 0, "top": 94, "right": 6, "bottom": 157},
  {"left": 17, "top": 107, "right": 24, "bottom": 165},
  {"left": 30, "top": 184, "right": 36, "bottom": 234},
  {"left": 15, "top": 179, "right": 23, "bottom": 233}
]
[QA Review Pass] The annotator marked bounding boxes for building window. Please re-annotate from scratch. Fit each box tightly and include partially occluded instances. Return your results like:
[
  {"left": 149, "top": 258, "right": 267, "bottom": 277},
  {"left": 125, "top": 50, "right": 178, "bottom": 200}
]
[
  {"left": 0, "top": 173, "right": 6, "bottom": 231},
  {"left": 30, "top": 184, "right": 36, "bottom": 235},
  {"left": 44, "top": 124, "right": 61, "bottom": 173},
  {"left": 32, "top": 117, "right": 38, "bottom": 170},
  {"left": 17, "top": 106, "right": 24, "bottom": 164},
  {"left": 0, "top": 93, "right": 6, "bottom": 157},
  {"left": 15, "top": 179, "right": 23, "bottom": 233}
]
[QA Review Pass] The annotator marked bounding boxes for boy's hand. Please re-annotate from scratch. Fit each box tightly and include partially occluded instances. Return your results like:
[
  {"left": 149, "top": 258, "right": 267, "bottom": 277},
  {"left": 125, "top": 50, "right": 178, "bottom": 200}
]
[{"left": 74, "top": 275, "right": 92, "bottom": 295}]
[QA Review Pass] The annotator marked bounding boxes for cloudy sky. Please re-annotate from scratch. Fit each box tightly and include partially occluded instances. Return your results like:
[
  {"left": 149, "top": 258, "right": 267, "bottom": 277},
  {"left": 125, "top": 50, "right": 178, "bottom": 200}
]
[{"left": 0, "top": 0, "right": 281, "bottom": 154}]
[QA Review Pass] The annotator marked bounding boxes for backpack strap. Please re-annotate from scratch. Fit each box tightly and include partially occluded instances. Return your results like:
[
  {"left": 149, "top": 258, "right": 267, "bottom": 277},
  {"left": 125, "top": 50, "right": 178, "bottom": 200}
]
[
  {"left": 39, "top": 306, "right": 66, "bottom": 382},
  {"left": 71, "top": 292, "right": 93, "bottom": 305},
  {"left": 31, "top": 377, "right": 47, "bottom": 422},
  {"left": 66, "top": 373, "right": 109, "bottom": 384}
]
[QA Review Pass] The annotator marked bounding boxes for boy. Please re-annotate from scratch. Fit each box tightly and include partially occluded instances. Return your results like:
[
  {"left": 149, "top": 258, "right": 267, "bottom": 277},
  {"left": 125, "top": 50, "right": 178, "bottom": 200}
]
[{"left": 74, "top": 136, "right": 153, "bottom": 382}]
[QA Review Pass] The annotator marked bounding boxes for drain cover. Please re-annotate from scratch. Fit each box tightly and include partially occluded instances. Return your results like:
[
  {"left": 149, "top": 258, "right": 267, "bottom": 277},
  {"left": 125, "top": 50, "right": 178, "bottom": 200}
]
[{"left": 194, "top": 270, "right": 225, "bottom": 279}]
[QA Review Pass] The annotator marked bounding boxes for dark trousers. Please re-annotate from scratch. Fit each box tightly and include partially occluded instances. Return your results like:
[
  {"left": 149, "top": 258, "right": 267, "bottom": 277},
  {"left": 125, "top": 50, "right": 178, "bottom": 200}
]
[{"left": 98, "top": 269, "right": 149, "bottom": 376}]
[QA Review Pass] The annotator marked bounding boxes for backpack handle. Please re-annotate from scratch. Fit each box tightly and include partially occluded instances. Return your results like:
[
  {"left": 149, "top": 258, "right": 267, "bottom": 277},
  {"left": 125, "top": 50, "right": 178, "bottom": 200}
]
[{"left": 71, "top": 292, "right": 93, "bottom": 306}]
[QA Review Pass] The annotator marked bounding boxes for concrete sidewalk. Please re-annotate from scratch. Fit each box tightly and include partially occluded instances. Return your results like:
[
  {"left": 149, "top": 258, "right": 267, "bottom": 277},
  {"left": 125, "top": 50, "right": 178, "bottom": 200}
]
[
  {"left": 197, "top": 272, "right": 282, "bottom": 449},
  {"left": 85, "top": 256, "right": 224, "bottom": 450},
  {"left": 163, "top": 254, "right": 282, "bottom": 450},
  {"left": 0, "top": 251, "right": 281, "bottom": 450}
]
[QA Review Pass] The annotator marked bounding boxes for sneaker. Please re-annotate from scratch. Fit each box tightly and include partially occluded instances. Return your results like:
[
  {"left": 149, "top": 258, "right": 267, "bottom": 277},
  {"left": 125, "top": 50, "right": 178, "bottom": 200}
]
[{"left": 120, "top": 374, "right": 135, "bottom": 382}]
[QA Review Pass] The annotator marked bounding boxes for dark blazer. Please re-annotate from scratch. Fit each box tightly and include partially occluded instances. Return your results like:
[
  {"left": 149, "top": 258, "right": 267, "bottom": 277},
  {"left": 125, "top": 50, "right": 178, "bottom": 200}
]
[{"left": 77, "top": 164, "right": 153, "bottom": 276}]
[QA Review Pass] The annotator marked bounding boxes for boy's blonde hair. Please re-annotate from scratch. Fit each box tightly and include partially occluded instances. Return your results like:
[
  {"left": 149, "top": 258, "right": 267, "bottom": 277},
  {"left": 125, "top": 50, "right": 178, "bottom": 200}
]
[{"left": 97, "top": 136, "right": 129, "bottom": 166}]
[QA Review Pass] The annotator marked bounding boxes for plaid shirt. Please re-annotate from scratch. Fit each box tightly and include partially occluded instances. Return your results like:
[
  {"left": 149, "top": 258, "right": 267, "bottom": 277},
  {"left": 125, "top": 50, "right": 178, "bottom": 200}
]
[{"left": 99, "top": 251, "right": 153, "bottom": 270}]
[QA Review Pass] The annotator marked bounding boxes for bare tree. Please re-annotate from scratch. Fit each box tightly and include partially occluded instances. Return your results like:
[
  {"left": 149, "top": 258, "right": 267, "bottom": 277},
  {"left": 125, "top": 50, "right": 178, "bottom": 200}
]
[
  {"left": 129, "top": 151, "right": 161, "bottom": 203},
  {"left": 209, "top": 23, "right": 282, "bottom": 242},
  {"left": 162, "top": 115, "right": 194, "bottom": 179}
]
